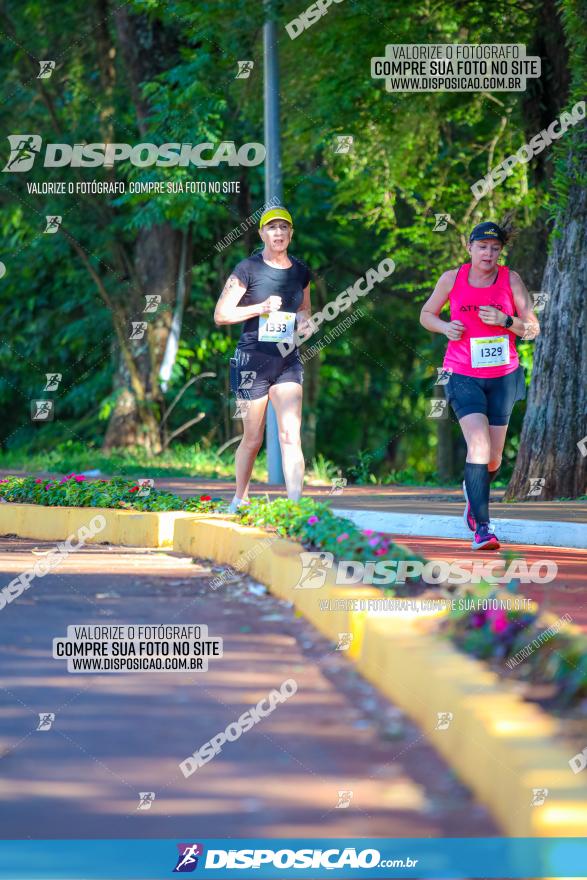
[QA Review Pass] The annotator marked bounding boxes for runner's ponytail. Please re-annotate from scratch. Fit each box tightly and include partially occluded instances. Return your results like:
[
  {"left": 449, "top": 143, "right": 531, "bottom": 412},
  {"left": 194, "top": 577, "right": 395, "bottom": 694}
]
[{"left": 497, "top": 211, "right": 520, "bottom": 246}]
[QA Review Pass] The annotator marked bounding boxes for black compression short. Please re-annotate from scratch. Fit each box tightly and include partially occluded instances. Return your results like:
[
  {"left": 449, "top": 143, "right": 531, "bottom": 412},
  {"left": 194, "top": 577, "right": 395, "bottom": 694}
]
[
  {"left": 444, "top": 365, "right": 526, "bottom": 425},
  {"left": 230, "top": 345, "right": 303, "bottom": 400}
]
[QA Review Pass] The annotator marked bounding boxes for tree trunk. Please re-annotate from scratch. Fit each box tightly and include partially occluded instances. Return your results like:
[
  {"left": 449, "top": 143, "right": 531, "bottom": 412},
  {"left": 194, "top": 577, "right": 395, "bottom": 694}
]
[
  {"left": 102, "top": 223, "right": 185, "bottom": 452},
  {"left": 102, "top": 349, "right": 161, "bottom": 454},
  {"left": 505, "top": 135, "right": 587, "bottom": 500},
  {"left": 102, "top": 8, "right": 186, "bottom": 452}
]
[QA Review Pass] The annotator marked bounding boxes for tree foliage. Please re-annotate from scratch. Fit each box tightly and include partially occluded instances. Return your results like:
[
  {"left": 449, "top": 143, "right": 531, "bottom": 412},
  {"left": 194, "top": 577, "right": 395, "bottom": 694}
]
[{"left": 0, "top": 0, "right": 583, "bottom": 486}]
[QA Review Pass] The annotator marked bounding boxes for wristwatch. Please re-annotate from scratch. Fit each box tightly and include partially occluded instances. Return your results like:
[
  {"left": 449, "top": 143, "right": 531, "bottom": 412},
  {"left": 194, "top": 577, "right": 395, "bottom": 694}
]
[{"left": 504, "top": 315, "right": 514, "bottom": 329}]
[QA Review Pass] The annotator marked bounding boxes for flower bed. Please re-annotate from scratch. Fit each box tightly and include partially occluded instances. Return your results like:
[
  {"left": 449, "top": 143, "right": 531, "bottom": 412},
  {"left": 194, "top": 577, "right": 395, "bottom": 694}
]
[
  {"left": 237, "top": 496, "right": 426, "bottom": 569},
  {"left": 443, "top": 586, "right": 587, "bottom": 714},
  {"left": 0, "top": 474, "right": 223, "bottom": 513}
]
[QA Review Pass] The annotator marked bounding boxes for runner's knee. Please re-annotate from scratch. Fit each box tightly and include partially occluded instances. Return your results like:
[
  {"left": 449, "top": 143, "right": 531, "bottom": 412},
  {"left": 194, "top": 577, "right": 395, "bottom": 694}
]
[
  {"left": 467, "top": 436, "right": 491, "bottom": 460},
  {"left": 240, "top": 434, "right": 264, "bottom": 453},
  {"left": 279, "top": 428, "right": 301, "bottom": 448}
]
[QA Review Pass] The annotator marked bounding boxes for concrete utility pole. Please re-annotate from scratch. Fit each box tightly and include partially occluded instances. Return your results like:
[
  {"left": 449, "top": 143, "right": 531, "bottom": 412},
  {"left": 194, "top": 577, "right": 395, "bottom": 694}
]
[{"left": 263, "top": 0, "right": 285, "bottom": 484}]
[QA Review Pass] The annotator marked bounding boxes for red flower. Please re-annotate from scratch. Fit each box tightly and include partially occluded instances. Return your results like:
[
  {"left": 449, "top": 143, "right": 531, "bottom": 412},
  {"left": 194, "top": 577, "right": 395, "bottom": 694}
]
[
  {"left": 129, "top": 486, "right": 139, "bottom": 493},
  {"left": 200, "top": 495, "right": 212, "bottom": 501}
]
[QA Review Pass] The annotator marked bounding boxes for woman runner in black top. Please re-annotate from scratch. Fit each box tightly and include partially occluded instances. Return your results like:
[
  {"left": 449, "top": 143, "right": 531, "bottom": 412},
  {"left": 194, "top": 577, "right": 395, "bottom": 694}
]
[{"left": 214, "top": 207, "right": 312, "bottom": 512}]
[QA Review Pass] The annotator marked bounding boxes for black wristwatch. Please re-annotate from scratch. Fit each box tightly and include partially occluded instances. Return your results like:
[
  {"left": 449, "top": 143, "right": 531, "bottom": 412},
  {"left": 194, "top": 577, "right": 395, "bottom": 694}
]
[{"left": 504, "top": 315, "right": 514, "bottom": 329}]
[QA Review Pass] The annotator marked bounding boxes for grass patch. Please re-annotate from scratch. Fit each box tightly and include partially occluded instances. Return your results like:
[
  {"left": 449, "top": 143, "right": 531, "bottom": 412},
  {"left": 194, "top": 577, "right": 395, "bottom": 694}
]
[{"left": 0, "top": 440, "right": 267, "bottom": 482}]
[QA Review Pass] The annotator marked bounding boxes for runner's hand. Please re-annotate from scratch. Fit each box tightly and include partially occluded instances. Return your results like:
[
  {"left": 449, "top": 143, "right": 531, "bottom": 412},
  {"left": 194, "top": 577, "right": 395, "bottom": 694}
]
[
  {"left": 479, "top": 306, "right": 504, "bottom": 326},
  {"left": 259, "top": 295, "right": 282, "bottom": 314},
  {"left": 445, "top": 320, "right": 465, "bottom": 340}
]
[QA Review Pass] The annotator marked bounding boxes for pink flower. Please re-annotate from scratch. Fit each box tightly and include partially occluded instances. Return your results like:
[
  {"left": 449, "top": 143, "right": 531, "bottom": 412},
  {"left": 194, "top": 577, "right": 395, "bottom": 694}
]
[
  {"left": 74, "top": 475, "right": 87, "bottom": 482},
  {"left": 337, "top": 532, "right": 349, "bottom": 542},
  {"left": 362, "top": 529, "right": 374, "bottom": 536},
  {"left": 488, "top": 609, "right": 509, "bottom": 634},
  {"left": 368, "top": 537, "right": 380, "bottom": 547},
  {"left": 375, "top": 547, "right": 387, "bottom": 556},
  {"left": 307, "top": 515, "right": 319, "bottom": 525},
  {"left": 35, "top": 478, "right": 43, "bottom": 484}
]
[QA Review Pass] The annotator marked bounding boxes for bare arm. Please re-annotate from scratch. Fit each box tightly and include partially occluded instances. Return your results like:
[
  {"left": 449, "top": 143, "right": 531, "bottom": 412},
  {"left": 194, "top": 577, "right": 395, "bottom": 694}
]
[
  {"left": 214, "top": 274, "right": 281, "bottom": 326},
  {"left": 510, "top": 271, "right": 540, "bottom": 339},
  {"left": 420, "top": 269, "right": 464, "bottom": 340}
]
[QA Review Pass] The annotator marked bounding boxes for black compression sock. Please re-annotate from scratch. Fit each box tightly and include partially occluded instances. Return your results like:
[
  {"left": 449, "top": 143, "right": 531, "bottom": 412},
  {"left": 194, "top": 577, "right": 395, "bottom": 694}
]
[{"left": 464, "top": 462, "right": 490, "bottom": 525}]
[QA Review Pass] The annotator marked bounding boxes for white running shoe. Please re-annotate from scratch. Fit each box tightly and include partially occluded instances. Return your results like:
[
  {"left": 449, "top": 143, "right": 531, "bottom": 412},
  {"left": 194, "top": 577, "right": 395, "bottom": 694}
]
[{"left": 228, "top": 496, "right": 251, "bottom": 514}]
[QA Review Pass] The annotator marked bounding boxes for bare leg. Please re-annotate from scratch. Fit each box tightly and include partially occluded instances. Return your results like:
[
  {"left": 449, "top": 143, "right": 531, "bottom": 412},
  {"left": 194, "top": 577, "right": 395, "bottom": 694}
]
[
  {"left": 488, "top": 424, "right": 508, "bottom": 473},
  {"left": 234, "top": 395, "right": 268, "bottom": 501},
  {"left": 268, "top": 381, "right": 304, "bottom": 500},
  {"left": 459, "top": 412, "right": 491, "bottom": 463}
]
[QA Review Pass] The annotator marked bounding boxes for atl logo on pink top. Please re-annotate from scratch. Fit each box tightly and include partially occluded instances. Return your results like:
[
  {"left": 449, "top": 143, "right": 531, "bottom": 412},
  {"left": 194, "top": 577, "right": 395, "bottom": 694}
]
[{"left": 443, "top": 263, "right": 519, "bottom": 378}]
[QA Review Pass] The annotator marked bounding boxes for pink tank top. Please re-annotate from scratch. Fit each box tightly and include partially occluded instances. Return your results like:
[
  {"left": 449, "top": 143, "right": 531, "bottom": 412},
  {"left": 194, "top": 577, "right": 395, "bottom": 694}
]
[{"left": 442, "top": 263, "right": 519, "bottom": 378}]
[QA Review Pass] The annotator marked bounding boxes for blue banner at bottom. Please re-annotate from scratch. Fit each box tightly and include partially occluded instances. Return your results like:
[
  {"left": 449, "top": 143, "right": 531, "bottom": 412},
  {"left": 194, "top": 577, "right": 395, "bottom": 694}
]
[{"left": 0, "top": 838, "right": 586, "bottom": 879}]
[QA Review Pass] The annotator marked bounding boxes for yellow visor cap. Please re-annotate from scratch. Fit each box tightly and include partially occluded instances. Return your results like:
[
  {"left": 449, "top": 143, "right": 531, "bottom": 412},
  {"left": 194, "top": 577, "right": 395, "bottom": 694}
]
[{"left": 259, "top": 207, "right": 293, "bottom": 229}]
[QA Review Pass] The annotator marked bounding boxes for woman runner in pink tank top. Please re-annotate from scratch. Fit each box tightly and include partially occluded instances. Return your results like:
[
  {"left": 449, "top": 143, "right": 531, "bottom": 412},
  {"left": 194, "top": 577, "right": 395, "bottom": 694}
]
[{"left": 420, "top": 221, "right": 540, "bottom": 550}]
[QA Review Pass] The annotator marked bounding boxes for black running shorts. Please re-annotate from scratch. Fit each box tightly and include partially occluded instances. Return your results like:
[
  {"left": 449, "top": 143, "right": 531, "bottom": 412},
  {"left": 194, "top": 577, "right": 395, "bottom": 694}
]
[
  {"left": 444, "top": 365, "right": 526, "bottom": 425},
  {"left": 230, "top": 345, "right": 303, "bottom": 400}
]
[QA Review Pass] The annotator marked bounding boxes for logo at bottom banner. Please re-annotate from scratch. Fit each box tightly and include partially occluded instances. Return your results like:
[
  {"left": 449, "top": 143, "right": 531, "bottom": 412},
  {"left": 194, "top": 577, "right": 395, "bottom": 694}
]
[
  {"left": 174, "top": 846, "right": 395, "bottom": 871},
  {"left": 173, "top": 843, "right": 205, "bottom": 872}
]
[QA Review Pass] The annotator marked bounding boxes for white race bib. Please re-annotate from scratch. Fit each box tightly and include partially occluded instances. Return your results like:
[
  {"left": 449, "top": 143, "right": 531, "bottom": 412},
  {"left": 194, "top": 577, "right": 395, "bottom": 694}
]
[
  {"left": 258, "top": 310, "right": 296, "bottom": 343},
  {"left": 470, "top": 335, "right": 510, "bottom": 368}
]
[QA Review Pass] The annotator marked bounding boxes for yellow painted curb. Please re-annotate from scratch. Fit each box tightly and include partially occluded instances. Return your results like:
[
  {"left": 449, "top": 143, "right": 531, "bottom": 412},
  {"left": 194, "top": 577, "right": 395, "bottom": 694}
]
[{"left": 0, "top": 503, "right": 209, "bottom": 548}]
